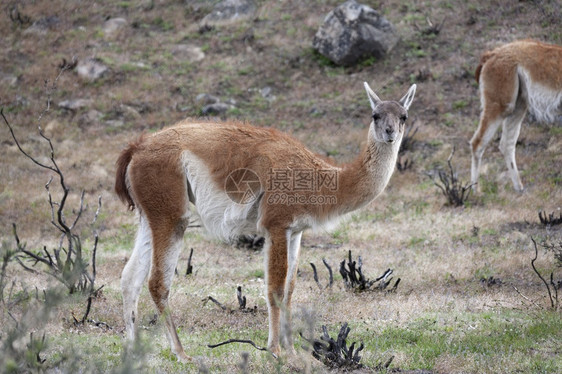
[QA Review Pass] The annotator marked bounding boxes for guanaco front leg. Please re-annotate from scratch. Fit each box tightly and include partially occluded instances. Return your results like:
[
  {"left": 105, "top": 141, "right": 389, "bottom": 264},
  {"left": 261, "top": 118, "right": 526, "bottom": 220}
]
[
  {"left": 147, "top": 219, "right": 191, "bottom": 363},
  {"left": 265, "top": 228, "right": 290, "bottom": 356},
  {"left": 280, "top": 230, "right": 302, "bottom": 354}
]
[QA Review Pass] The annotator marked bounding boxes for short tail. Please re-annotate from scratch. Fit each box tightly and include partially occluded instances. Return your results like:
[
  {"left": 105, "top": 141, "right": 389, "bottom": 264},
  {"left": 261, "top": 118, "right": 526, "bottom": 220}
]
[
  {"left": 474, "top": 50, "right": 494, "bottom": 84},
  {"left": 115, "top": 135, "right": 145, "bottom": 210}
]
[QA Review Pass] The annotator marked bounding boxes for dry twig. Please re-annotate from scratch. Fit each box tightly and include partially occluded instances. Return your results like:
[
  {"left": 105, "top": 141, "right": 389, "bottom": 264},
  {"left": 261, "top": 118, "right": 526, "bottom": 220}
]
[
  {"left": 208, "top": 339, "right": 276, "bottom": 358},
  {"left": 310, "top": 258, "right": 334, "bottom": 290}
]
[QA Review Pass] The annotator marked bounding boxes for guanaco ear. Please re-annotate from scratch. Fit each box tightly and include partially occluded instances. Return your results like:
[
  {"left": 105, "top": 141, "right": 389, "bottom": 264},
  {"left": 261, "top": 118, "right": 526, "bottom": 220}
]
[
  {"left": 399, "top": 84, "right": 417, "bottom": 110},
  {"left": 364, "top": 82, "right": 382, "bottom": 111}
]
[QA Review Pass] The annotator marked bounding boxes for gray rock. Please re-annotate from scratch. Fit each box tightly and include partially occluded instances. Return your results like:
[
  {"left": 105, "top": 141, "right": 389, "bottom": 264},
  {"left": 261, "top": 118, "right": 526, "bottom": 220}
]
[
  {"left": 24, "top": 16, "right": 60, "bottom": 35},
  {"left": 76, "top": 59, "right": 108, "bottom": 81},
  {"left": 1, "top": 74, "right": 18, "bottom": 87},
  {"left": 171, "top": 44, "right": 205, "bottom": 62},
  {"left": 103, "top": 18, "right": 127, "bottom": 36},
  {"left": 78, "top": 110, "right": 103, "bottom": 126},
  {"left": 105, "top": 119, "right": 124, "bottom": 128},
  {"left": 260, "top": 86, "right": 276, "bottom": 102},
  {"left": 195, "top": 93, "right": 220, "bottom": 105},
  {"left": 120, "top": 104, "right": 141, "bottom": 119},
  {"left": 58, "top": 99, "right": 93, "bottom": 110},
  {"left": 313, "top": 0, "right": 399, "bottom": 66},
  {"left": 202, "top": 102, "right": 232, "bottom": 115},
  {"left": 200, "top": 0, "right": 256, "bottom": 26}
]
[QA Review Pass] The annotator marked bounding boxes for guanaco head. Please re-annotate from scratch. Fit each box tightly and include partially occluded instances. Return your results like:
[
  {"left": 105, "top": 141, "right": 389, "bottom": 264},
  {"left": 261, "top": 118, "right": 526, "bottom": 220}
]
[{"left": 364, "top": 82, "right": 416, "bottom": 144}]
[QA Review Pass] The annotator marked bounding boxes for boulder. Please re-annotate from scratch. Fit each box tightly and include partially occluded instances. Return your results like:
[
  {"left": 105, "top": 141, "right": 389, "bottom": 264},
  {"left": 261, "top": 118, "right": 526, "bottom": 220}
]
[
  {"left": 200, "top": 0, "right": 255, "bottom": 26},
  {"left": 313, "top": 0, "right": 399, "bottom": 66}
]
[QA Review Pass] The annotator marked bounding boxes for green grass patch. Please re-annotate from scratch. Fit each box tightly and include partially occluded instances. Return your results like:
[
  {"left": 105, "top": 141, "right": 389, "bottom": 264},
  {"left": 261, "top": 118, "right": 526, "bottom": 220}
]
[{"left": 348, "top": 310, "right": 562, "bottom": 372}]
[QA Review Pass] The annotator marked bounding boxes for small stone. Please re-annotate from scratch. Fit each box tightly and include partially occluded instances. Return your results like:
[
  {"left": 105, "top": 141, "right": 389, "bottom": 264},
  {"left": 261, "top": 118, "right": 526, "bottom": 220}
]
[
  {"left": 105, "top": 119, "right": 124, "bottom": 128},
  {"left": 76, "top": 59, "right": 108, "bottom": 81},
  {"left": 120, "top": 104, "right": 141, "bottom": 119},
  {"left": 103, "top": 18, "right": 127, "bottom": 36},
  {"left": 171, "top": 44, "right": 205, "bottom": 62},
  {"left": 58, "top": 99, "right": 93, "bottom": 110},
  {"left": 1, "top": 74, "right": 18, "bottom": 87},
  {"left": 200, "top": 0, "right": 256, "bottom": 26},
  {"left": 196, "top": 93, "right": 220, "bottom": 105},
  {"left": 78, "top": 110, "right": 103, "bottom": 127},
  {"left": 202, "top": 102, "right": 232, "bottom": 115}
]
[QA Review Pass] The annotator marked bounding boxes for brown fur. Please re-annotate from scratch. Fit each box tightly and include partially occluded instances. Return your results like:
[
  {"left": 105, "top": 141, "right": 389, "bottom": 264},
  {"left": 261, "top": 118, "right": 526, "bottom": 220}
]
[
  {"left": 114, "top": 134, "right": 146, "bottom": 210},
  {"left": 474, "top": 50, "right": 493, "bottom": 84},
  {"left": 470, "top": 39, "right": 562, "bottom": 191}
]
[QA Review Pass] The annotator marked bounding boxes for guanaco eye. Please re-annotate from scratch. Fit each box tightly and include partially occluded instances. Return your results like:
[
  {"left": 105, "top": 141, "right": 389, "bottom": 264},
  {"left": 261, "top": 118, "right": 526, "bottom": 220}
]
[
  {"left": 400, "top": 115, "right": 408, "bottom": 122},
  {"left": 372, "top": 113, "right": 381, "bottom": 121}
]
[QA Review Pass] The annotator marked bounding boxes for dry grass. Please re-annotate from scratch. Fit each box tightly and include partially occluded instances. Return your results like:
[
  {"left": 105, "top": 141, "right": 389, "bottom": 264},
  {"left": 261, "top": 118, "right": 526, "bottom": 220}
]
[{"left": 1, "top": 0, "right": 561, "bottom": 373}]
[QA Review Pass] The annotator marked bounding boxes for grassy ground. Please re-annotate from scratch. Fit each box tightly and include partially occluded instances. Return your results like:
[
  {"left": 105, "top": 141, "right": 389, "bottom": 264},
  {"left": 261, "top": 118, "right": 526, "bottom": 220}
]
[{"left": 1, "top": 0, "right": 561, "bottom": 373}]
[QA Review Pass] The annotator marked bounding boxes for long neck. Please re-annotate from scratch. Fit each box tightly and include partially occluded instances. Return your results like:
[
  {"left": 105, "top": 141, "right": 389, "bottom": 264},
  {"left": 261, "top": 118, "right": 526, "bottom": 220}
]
[{"left": 335, "top": 129, "right": 402, "bottom": 215}]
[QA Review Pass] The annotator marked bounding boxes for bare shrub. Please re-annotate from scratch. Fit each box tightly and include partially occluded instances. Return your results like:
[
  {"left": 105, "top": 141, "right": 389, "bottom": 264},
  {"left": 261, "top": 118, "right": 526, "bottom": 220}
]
[
  {"left": 530, "top": 238, "right": 561, "bottom": 311},
  {"left": 426, "top": 146, "right": 474, "bottom": 206},
  {"left": 339, "top": 250, "right": 400, "bottom": 292},
  {"left": 235, "top": 235, "right": 265, "bottom": 250},
  {"left": 2, "top": 112, "right": 103, "bottom": 324},
  {"left": 301, "top": 323, "right": 365, "bottom": 370},
  {"left": 538, "top": 210, "right": 562, "bottom": 226}
]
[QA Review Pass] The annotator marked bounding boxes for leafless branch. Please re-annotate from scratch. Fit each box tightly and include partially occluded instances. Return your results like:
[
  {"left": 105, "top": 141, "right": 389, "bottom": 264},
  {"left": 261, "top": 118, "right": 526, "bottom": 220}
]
[
  {"left": 323, "top": 258, "right": 333, "bottom": 288},
  {"left": 310, "top": 262, "right": 322, "bottom": 289},
  {"left": 92, "top": 195, "right": 102, "bottom": 225},
  {"left": 1, "top": 109, "right": 57, "bottom": 173},
  {"left": 208, "top": 339, "right": 275, "bottom": 358},
  {"left": 204, "top": 296, "right": 228, "bottom": 311},
  {"left": 531, "top": 237, "right": 557, "bottom": 310},
  {"left": 185, "top": 248, "right": 193, "bottom": 276},
  {"left": 236, "top": 286, "right": 246, "bottom": 309},
  {"left": 310, "top": 258, "right": 334, "bottom": 290},
  {"left": 512, "top": 285, "right": 543, "bottom": 309}
]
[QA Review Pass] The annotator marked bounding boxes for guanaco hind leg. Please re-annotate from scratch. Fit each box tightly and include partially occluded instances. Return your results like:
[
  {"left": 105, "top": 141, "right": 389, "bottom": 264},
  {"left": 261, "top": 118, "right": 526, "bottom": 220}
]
[
  {"left": 470, "top": 112, "right": 503, "bottom": 191},
  {"left": 121, "top": 213, "right": 152, "bottom": 342},
  {"left": 499, "top": 98, "right": 527, "bottom": 192}
]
